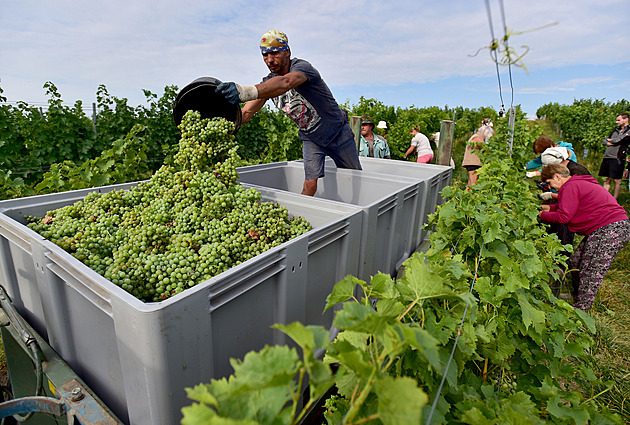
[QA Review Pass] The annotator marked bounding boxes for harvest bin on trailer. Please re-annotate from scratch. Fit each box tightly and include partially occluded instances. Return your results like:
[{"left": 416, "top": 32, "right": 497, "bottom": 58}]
[
  {"left": 237, "top": 161, "right": 450, "bottom": 281},
  {"left": 0, "top": 159, "right": 451, "bottom": 425},
  {"left": 320, "top": 157, "right": 453, "bottom": 245},
  {"left": 0, "top": 181, "right": 362, "bottom": 425}
]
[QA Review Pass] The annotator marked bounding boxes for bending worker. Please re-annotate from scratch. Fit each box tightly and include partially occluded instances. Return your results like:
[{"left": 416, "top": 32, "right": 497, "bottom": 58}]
[
  {"left": 215, "top": 29, "right": 361, "bottom": 196},
  {"left": 539, "top": 163, "right": 630, "bottom": 311}
]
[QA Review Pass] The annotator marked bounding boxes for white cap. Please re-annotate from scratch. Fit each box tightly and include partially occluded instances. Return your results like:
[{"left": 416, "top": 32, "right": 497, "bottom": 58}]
[
  {"left": 376, "top": 121, "right": 387, "bottom": 129},
  {"left": 541, "top": 146, "right": 570, "bottom": 165}
]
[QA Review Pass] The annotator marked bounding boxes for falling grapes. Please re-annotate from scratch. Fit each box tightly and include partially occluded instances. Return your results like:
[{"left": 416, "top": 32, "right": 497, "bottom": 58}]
[{"left": 26, "top": 111, "right": 311, "bottom": 302}]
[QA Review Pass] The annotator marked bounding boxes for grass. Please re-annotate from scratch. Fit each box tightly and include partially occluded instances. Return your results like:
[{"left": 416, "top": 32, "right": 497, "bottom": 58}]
[{"left": 581, "top": 190, "right": 630, "bottom": 422}]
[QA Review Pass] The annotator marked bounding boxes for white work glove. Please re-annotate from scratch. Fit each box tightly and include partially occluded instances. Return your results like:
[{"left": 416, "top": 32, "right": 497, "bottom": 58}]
[
  {"left": 539, "top": 192, "right": 554, "bottom": 201},
  {"left": 525, "top": 171, "right": 539, "bottom": 178},
  {"left": 216, "top": 82, "right": 258, "bottom": 104}
]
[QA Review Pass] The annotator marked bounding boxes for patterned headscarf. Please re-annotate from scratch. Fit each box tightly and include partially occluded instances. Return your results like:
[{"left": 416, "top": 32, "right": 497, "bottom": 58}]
[{"left": 260, "top": 30, "right": 289, "bottom": 54}]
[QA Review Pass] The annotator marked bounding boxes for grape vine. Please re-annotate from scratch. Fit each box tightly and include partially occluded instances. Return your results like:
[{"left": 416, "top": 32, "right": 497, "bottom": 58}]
[{"left": 179, "top": 111, "right": 623, "bottom": 425}]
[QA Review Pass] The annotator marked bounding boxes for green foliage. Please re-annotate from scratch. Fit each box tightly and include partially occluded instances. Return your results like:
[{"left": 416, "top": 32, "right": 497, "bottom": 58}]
[
  {"left": 536, "top": 98, "right": 630, "bottom": 152},
  {"left": 260, "top": 108, "right": 301, "bottom": 162},
  {"left": 0, "top": 170, "right": 35, "bottom": 200},
  {"left": 95, "top": 84, "right": 180, "bottom": 170},
  {"left": 0, "top": 81, "right": 179, "bottom": 195},
  {"left": 0, "top": 82, "right": 97, "bottom": 185},
  {"left": 181, "top": 324, "right": 334, "bottom": 425},
  {"left": 179, "top": 111, "right": 622, "bottom": 425},
  {"left": 34, "top": 124, "right": 151, "bottom": 194},
  {"left": 236, "top": 106, "right": 303, "bottom": 163}
]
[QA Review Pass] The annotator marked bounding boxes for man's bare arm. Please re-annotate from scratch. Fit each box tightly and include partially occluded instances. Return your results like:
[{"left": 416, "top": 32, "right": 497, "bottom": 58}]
[
  {"left": 255, "top": 72, "right": 307, "bottom": 99},
  {"left": 241, "top": 99, "right": 267, "bottom": 124},
  {"left": 241, "top": 72, "right": 307, "bottom": 124}
]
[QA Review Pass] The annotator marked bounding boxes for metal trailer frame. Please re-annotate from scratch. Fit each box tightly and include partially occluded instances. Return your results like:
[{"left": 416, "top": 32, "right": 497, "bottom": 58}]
[{"left": 0, "top": 285, "right": 123, "bottom": 425}]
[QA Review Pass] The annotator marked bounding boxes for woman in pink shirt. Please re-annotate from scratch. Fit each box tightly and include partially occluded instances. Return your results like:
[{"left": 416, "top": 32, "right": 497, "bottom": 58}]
[{"left": 539, "top": 163, "right": 630, "bottom": 311}]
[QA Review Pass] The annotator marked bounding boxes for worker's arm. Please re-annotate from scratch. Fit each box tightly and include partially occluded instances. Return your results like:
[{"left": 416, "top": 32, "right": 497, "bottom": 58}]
[
  {"left": 255, "top": 72, "right": 307, "bottom": 99},
  {"left": 241, "top": 99, "right": 267, "bottom": 124},
  {"left": 217, "top": 72, "right": 308, "bottom": 106},
  {"left": 404, "top": 145, "right": 415, "bottom": 157}
]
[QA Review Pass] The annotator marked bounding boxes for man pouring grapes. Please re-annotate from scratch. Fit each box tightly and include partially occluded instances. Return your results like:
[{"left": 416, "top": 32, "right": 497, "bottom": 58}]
[{"left": 215, "top": 29, "right": 362, "bottom": 196}]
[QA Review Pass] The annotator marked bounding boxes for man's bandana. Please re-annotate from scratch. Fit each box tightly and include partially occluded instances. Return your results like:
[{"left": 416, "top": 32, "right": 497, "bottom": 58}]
[{"left": 260, "top": 30, "right": 289, "bottom": 54}]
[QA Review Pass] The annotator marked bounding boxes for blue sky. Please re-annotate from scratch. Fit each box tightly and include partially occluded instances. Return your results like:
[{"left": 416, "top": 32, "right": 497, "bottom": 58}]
[{"left": 1, "top": 1, "right": 629, "bottom": 119}]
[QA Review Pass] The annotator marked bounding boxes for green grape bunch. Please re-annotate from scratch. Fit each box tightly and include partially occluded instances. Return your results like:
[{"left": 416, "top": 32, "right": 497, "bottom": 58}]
[
  {"left": 26, "top": 112, "right": 311, "bottom": 302},
  {"left": 174, "top": 111, "right": 237, "bottom": 172}
]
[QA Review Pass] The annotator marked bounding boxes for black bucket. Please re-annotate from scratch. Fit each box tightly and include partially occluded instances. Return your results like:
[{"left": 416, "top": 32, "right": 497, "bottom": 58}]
[{"left": 172, "top": 77, "right": 242, "bottom": 134}]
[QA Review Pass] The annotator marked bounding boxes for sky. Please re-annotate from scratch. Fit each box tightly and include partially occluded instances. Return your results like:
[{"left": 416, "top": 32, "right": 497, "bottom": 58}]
[{"left": 1, "top": 1, "right": 629, "bottom": 119}]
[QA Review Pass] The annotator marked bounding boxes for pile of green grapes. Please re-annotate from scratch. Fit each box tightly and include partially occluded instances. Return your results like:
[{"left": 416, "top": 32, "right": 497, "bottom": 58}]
[{"left": 27, "top": 111, "right": 311, "bottom": 302}]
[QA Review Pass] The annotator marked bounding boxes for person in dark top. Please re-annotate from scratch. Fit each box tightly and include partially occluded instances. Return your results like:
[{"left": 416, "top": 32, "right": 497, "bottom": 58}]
[
  {"left": 215, "top": 29, "right": 361, "bottom": 196},
  {"left": 598, "top": 113, "right": 630, "bottom": 199}
]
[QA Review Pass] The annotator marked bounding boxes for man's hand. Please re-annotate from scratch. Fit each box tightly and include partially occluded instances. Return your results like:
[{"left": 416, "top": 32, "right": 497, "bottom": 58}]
[
  {"left": 216, "top": 82, "right": 258, "bottom": 104},
  {"left": 624, "top": 169, "right": 629, "bottom": 179},
  {"left": 526, "top": 171, "right": 540, "bottom": 178}
]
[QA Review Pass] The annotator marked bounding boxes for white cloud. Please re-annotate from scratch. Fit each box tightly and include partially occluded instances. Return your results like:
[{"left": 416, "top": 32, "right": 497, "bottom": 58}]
[{"left": 1, "top": 0, "right": 628, "bottom": 113}]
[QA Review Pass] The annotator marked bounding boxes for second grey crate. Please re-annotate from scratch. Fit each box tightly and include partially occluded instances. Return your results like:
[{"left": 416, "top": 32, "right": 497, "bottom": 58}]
[
  {"left": 237, "top": 161, "right": 424, "bottom": 280},
  {"left": 328, "top": 157, "right": 453, "bottom": 246}
]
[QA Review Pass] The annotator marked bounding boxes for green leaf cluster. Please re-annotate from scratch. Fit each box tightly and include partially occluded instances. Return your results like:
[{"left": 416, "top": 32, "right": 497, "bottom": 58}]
[
  {"left": 536, "top": 98, "right": 630, "bottom": 152},
  {"left": 180, "top": 110, "right": 622, "bottom": 425},
  {"left": 236, "top": 106, "right": 302, "bottom": 163},
  {"left": 0, "top": 81, "right": 179, "bottom": 197},
  {"left": 33, "top": 124, "right": 150, "bottom": 194}
]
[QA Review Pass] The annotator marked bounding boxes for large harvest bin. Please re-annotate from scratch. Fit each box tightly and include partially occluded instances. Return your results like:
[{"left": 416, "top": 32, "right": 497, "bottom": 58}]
[
  {"left": 0, "top": 182, "right": 362, "bottom": 425},
  {"left": 236, "top": 162, "right": 423, "bottom": 281},
  {"left": 323, "top": 157, "right": 453, "bottom": 245}
]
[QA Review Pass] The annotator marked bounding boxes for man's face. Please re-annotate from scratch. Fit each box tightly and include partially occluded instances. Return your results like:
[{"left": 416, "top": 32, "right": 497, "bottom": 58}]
[
  {"left": 263, "top": 50, "right": 290, "bottom": 74},
  {"left": 361, "top": 123, "right": 373, "bottom": 136},
  {"left": 616, "top": 115, "right": 629, "bottom": 128}
]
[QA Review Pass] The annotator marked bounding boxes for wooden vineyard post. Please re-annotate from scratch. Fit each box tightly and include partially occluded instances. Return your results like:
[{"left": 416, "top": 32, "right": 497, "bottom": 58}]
[
  {"left": 350, "top": 116, "right": 362, "bottom": 151},
  {"left": 435, "top": 120, "right": 455, "bottom": 166}
]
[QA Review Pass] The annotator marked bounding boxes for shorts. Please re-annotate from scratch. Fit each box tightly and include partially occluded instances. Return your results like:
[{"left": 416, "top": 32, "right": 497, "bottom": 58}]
[
  {"left": 598, "top": 158, "right": 624, "bottom": 179},
  {"left": 302, "top": 125, "right": 362, "bottom": 180},
  {"left": 417, "top": 153, "right": 433, "bottom": 163},
  {"left": 464, "top": 165, "right": 481, "bottom": 172}
]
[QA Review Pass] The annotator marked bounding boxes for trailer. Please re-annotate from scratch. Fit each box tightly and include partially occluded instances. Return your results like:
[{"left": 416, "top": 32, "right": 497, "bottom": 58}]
[
  {"left": 0, "top": 285, "right": 123, "bottom": 424},
  {"left": 0, "top": 160, "right": 451, "bottom": 424}
]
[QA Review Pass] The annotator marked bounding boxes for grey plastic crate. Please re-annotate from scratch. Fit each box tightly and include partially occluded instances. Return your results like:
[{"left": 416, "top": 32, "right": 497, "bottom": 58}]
[
  {"left": 326, "top": 157, "right": 453, "bottom": 245},
  {"left": 0, "top": 182, "right": 362, "bottom": 425},
  {"left": 236, "top": 162, "right": 423, "bottom": 280}
]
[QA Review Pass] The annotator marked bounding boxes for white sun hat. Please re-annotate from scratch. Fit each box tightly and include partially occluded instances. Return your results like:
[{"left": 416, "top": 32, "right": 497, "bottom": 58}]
[{"left": 376, "top": 121, "right": 387, "bottom": 129}]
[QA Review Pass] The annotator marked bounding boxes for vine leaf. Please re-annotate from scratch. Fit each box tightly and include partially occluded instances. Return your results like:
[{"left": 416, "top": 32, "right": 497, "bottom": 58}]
[
  {"left": 324, "top": 275, "right": 362, "bottom": 312},
  {"left": 517, "top": 293, "right": 545, "bottom": 333},
  {"left": 374, "top": 376, "right": 428, "bottom": 425}
]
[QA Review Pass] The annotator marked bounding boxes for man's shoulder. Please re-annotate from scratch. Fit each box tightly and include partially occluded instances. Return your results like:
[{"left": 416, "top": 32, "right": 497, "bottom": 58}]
[
  {"left": 288, "top": 58, "right": 320, "bottom": 82},
  {"left": 289, "top": 58, "right": 314, "bottom": 71}
]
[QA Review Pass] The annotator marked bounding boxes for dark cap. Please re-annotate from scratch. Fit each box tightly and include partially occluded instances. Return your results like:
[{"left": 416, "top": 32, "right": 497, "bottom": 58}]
[{"left": 361, "top": 115, "right": 374, "bottom": 126}]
